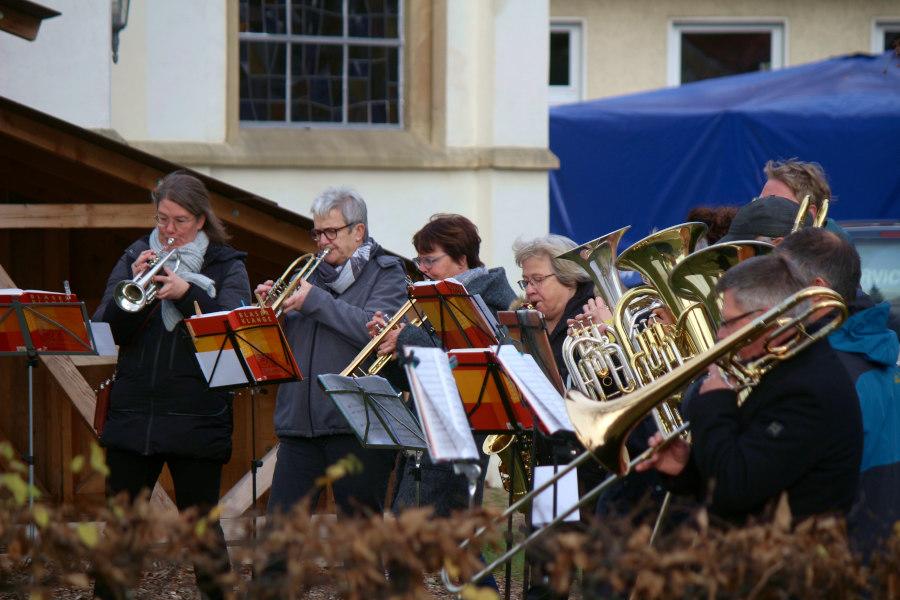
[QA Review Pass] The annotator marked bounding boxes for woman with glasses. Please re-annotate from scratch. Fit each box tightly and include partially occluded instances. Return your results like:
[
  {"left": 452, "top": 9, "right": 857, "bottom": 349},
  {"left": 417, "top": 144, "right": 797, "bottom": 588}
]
[
  {"left": 92, "top": 171, "right": 251, "bottom": 600},
  {"left": 368, "top": 214, "right": 514, "bottom": 589},
  {"left": 254, "top": 186, "right": 407, "bottom": 520}
]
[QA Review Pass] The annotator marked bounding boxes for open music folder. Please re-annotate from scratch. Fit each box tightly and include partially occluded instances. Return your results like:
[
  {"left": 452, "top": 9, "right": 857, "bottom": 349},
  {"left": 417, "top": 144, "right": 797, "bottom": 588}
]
[
  {"left": 402, "top": 346, "right": 480, "bottom": 463},
  {"left": 0, "top": 289, "right": 96, "bottom": 355},
  {"left": 185, "top": 306, "right": 301, "bottom": 389},
  {"left": 496, "top": 308, "right": 565, "bottom": 394}
]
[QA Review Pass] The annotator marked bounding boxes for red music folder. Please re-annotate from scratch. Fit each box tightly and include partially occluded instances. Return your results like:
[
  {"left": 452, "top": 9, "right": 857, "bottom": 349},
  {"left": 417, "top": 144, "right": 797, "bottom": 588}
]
[
  {"left": 409, "top": 279, "right": 500, "bottom": 350},
  {"left": 0, "top": 289, "right": 94, "bottom": 354},
  {"left": 448, "top": 347, "right": 535, "bottom": 433},
  {"left": 185, "top": 306, "right": 301, "bottom": 388}
]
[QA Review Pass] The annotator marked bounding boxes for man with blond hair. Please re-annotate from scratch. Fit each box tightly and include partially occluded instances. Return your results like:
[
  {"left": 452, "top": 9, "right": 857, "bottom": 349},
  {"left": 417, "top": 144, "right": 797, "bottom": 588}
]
[{"left": 760, "top": 158, "right": 848, "bottom": 239}]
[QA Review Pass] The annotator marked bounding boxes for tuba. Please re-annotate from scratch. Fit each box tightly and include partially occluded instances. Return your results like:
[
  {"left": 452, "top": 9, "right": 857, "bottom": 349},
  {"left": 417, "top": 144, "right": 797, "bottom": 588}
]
[
  {"left": 442, "top": 285, "right": 847, "bottom": 592},
  {"left": 260, "top": 249, "right": 330, "bottom": 317},
  {"left": 113, "top": 237, "right": 181, "bottom": 313}
]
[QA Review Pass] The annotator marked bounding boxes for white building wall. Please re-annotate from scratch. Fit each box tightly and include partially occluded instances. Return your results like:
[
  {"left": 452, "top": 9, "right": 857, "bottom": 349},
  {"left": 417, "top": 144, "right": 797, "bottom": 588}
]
[
  {"left": 111, "top": 0, "right": 226, "bottom": 142},
  {"left": 0, "top": 0, "right": 111, "bottom": 128}
]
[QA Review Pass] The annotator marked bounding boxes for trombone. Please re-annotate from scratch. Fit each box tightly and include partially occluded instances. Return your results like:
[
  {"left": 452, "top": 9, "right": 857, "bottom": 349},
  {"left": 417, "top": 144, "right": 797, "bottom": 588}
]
[
  {"left": 442, "top": 285, "right": 847, "bottom": 591},
  {"left": 258, "top": 249, "right": 330, "bottom": 317},
  {"left": 791, "top": 195, "right": 830, "bottom": 233}
]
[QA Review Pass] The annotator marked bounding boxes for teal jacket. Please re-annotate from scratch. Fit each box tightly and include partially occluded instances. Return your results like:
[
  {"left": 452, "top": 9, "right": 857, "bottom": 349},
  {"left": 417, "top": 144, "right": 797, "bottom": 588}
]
[{"left": 830, "top": 299, "right": 900, "bottom": 559}]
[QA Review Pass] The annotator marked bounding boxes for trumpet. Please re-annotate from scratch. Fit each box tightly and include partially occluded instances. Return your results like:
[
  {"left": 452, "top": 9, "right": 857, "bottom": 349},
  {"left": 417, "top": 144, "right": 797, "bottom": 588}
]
[
  {"left": 113, "top": 237, "right": 181, "bottom": 313},
  {"left": 341, "top": 299, "right": 425, "bottom": 377},
  {"left": 443, "top": 285, "right": 847, "bottom": 591},
  {"left": 259, "top": 249, "right": 330, "bottom": 316}
]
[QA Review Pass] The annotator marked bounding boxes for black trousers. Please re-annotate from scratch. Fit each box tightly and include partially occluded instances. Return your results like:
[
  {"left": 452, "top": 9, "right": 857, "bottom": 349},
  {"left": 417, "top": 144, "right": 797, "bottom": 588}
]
[
  {"left": 268, "top": 434, "right": 397, "bottom": 517},
  {"left": 94, "top": 447, "right": 230, "bottom": 600}
]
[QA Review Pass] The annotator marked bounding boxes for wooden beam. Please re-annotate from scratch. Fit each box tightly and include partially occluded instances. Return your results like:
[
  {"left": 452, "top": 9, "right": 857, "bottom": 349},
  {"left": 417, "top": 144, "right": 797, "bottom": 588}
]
[
  {"left": 0, "top": 0, "right": 59, "bottom": 42},
  {"left": 0, "top": 204, "right": 154, "bottom": 229},
  {"left": 0, "top": 109, "right": 315, "bottom": 253},
  {"left": 219, "top": 445, "right": 277, "bottom": 518},
  {"left": 0, "top": 261, "right": 177, "bottom": 514}
]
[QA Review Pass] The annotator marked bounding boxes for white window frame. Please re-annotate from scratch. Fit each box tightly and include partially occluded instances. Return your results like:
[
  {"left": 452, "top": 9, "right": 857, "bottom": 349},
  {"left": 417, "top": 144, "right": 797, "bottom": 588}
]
[
  {"left": 667, "top": 19, "right": 786, "bottom": 87},
  {"left": 872, "top": 18, "right": 900, "bottom": 53},
  {"left": 239, "top": 0, "right": 404, "bottom": 129},
  {"left": 549, "top": 20, "right": 585, "bottom": 106}
]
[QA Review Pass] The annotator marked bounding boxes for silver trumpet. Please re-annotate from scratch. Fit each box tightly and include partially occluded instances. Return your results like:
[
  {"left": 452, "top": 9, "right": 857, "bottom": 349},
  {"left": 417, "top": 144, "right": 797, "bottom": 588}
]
[{"left": 113, "top": 237, "right": 181, "bottom": 313}]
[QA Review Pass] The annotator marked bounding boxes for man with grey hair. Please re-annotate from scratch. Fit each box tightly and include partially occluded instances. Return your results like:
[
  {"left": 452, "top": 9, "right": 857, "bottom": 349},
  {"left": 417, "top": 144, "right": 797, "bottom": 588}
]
[
  {"left": 256, "top": 186, "right": 407, "bottom": 517},
  {"left": 638, "top": 254, "right": 863, "bottom": 524},
  {"left": 777, "top": 228, "right": 900, "bottom": 559}
]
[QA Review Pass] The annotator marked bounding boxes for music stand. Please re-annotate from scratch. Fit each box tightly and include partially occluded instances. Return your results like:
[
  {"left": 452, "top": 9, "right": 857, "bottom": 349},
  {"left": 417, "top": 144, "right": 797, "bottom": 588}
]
[
  {"left": 0, "top": 290, "right": 97, "bottom": 511},
  {"left": 186, "top": 306, "right": 302, "bottom": 521},
  {"left": 497, "top": 309, "right": 564, "bottom": 394},
  {"left": 408, "top": 279, "right": 501, "bottom": 350},
  {"left": 318, "top": 373, "right": 427, "bottom": 451}
]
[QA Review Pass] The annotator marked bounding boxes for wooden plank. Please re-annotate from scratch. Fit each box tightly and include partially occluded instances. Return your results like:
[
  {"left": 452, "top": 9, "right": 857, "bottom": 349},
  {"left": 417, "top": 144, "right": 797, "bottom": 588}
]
[
  {"left": 0, "top": 2, "right": 41, "bottom": 41},
  {"left": 0, "top": 260, "right": 177, "bottom": 514},
  {"left": 0, "top": 108, "right": 314, "bottom": 252},
  {"left": 219, "top": 445, "right": 277, "bottom": 518},
  {"left": 0, "top": 204, "right": 154, "bottom": 229}
]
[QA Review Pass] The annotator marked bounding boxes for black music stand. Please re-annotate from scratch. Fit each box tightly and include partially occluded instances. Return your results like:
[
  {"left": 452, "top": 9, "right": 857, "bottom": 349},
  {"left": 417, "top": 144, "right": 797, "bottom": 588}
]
[
  {"left": 189, "top": 309, "right": 301, "bottom": 524},
  {"left": 0, "top": 294, "right": 96, "bottom": 511},
  {"left": 318, "top": 374, "right": 427, "bottom": 452}
]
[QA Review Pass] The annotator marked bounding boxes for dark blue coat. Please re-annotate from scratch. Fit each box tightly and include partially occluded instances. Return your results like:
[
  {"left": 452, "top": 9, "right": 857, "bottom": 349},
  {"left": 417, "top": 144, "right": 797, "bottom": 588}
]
[{"left": 94, "top": 236, "right": 251, "bottom": 462}]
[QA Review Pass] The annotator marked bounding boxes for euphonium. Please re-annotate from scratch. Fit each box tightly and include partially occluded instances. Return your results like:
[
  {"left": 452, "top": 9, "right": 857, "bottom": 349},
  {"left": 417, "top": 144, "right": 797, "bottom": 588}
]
[
  {"left": 669, "top": 240, "right": 773, "bottom": 326},
  {"left": 567, "top": 286, "right": 848, "bottom": 475},
  {"left": 113, "top": 237, "right": 181, "bottom": 313},
  {"left": 261, "top": 248, "right": 331, "bottom": 316},
  {"left": 616, "top": 221, "right": 714, "bottom": 353}
]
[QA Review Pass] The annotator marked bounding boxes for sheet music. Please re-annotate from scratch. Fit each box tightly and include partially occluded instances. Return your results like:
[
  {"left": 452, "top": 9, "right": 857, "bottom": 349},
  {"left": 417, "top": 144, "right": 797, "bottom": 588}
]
[
  {"left": 496, "top": 344, "right": 574, "bottom": 434},
  {"left": 318, "top": 374, "right": 426, "bottom": 450},
  {"left": 195, "top": 349, "right": 249, "bottom": 387},
  {"left": 88, "top": 322, "right": 117, "bottom": 356},
  {"left": 532, "top": 465, "right": 580, "bottom": 526},
  {"left": 403, "top": 347, "right": 479, "bottom": 463}
]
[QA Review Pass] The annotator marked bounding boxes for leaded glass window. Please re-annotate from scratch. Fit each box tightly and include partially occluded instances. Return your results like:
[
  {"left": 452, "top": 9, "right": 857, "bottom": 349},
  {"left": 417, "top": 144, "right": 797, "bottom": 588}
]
[{"left": 239, "top": 0, "right": 402, "bottom": 127}]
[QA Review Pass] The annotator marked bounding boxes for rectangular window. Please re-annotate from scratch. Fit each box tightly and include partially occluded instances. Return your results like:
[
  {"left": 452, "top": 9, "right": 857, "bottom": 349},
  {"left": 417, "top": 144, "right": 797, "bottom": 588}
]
[
  {"left": 668, "top": 21, "right": 784, "bottom": 86},
  {"left": 239, "top": 0, "right": 403, "bottom": 127},
  {"left": 873, "top": 20, "right": 900, "bottom": 53},
  {"left": 549, "top": 21, "right": 584, "bottom": 105}
]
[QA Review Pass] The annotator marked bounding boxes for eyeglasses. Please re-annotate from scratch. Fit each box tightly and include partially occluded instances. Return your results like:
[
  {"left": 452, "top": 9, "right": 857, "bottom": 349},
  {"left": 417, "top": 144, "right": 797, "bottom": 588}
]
[
  {"left": 718, "top": 308, "right": 764, "bottom": 330},
  {"left": 155, "top": 214, "right": 196, "bottom": 229},
  {"left": 412, "top": 254, "right": 447, "bottom": 270},
  {"left": 517, "top": 273, "right": 557, "bottom": 290},
  {"left": 310, "top": 222, "right": 357, "bottom": 241}
]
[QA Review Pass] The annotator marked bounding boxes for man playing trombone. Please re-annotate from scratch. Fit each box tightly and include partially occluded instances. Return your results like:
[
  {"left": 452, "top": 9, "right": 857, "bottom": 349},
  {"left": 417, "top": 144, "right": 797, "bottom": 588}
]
[
  {"left": 638, "top": 254, "right": 863, "bottom": 524},
  {"left": 256, "top": 187, "right": 407, "bottom": 517}
]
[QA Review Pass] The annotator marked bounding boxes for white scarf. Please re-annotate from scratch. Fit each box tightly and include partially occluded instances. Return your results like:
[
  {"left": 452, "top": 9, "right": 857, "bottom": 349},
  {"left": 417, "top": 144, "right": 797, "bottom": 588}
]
[{"left": 149, "top": 230, "right": 216, "bottom": 331}]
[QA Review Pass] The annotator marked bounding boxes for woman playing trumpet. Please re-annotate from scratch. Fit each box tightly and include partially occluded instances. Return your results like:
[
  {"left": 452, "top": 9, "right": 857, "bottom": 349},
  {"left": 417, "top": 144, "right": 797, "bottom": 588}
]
[{"left": 93, "top": 171, "right": 251, "bottom": 599}]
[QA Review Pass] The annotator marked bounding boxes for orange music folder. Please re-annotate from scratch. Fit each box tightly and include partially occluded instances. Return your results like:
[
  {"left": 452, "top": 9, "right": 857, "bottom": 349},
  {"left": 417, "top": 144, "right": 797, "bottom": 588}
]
[
  {"left": 186, "top": 306, "right": 301, "bottom": 388},
  {"left": 0, "top": 289, "right": 93, "bottom": 354},
  {"left": 409, "top": 279, "right": 499, "bottom": 350},
  {"left": 448, "top": 347, "right": 535, "bottom": 432}
]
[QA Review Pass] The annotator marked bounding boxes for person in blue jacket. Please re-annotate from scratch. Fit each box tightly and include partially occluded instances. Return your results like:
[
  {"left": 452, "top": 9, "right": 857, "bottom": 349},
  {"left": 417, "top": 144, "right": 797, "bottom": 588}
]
[{"left": 777, "top": 228, "right": 900, "bottom": 560}]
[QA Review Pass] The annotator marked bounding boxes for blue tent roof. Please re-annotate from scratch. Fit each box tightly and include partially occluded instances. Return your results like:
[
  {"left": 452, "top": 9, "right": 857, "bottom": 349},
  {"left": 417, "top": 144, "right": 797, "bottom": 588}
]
[{"left": 549, "top": 52, "right": 900, "bottom": 248}]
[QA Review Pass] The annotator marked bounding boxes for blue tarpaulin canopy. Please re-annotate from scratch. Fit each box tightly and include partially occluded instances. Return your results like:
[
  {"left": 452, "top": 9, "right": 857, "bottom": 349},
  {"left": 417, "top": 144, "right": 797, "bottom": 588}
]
[{"left": 549, "top": 52, "right": 900, "bottom": 248}]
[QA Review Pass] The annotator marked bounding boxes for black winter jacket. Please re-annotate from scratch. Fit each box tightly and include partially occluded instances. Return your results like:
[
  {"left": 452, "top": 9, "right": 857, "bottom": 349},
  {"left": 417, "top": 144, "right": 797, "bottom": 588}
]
[
  {"left": 93, "top": 236, "right": 251, "bottom": 462},
  {"left": 667, "top": 338, "right": 863, "bottom": 524}
]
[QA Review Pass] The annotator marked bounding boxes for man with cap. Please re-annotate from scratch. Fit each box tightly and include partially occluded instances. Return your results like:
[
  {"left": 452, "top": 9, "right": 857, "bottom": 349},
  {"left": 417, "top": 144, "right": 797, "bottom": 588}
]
[{"left": 718, "top": 195, "right": 810, "bottom": 245}]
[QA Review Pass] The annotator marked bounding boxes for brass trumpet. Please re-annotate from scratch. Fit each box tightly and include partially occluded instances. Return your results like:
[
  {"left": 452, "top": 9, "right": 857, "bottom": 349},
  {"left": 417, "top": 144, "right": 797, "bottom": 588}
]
[
  {"left": 341, "top": 299, "right": 424, "bottom": 377},
  {"left": 113, "top": 237, "right": 181, "bottom": 313},
  {"left": 259, "top": 249, "right": 330, "bottom": 316}
]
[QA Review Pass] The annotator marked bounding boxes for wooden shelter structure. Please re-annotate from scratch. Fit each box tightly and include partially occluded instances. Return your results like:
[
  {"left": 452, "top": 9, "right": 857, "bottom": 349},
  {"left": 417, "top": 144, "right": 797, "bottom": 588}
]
[{"left": 0, "top": 95, "right": 368, "bottom": 518}]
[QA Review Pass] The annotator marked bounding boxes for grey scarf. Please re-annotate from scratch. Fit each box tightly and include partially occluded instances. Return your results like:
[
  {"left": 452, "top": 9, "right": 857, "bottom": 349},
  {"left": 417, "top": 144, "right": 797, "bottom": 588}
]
[
  {"left": 453, "top": 266, "right": 488, "bottom": 287},
  {"left": 149, "top": 230, "right": 216, "bottom": 331},
  {"left": 317, "top": 239, "right": 377, "bottom": 294}
]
